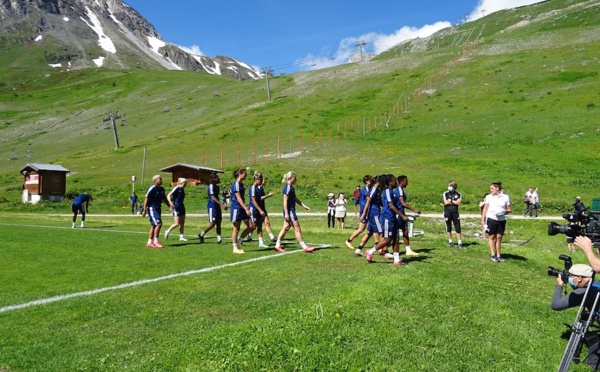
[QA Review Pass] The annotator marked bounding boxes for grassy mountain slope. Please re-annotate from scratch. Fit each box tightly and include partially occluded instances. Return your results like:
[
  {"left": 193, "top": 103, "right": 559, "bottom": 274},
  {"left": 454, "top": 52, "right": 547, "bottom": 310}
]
[{"left": 1, "top": 0, "right": 599, "bottom": 213}]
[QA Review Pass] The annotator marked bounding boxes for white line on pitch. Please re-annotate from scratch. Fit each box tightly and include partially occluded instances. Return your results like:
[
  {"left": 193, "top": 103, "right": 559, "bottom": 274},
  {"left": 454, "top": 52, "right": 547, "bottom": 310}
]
[{"left": 0, "top": 244, "right": 331, "bottom": 314}]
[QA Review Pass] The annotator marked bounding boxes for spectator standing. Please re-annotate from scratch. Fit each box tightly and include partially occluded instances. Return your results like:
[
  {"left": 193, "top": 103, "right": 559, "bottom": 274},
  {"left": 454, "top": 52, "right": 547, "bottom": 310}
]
[
  {"left": 335, "top": 192, "right": 348, "bottom": 229},
  {"left": 353, "top": 186, "right": 360, "bottom": 217},
  {"left": 129, "top": 192, "right": 138, "bottom": 215},
  {"left": 443, "top": 181, "right": 463, "bottom": 248},
  {"left": 531, "top": 187, "right": 540, "bottom": 218},
  {"left": 522, "top": 188, "right": 533, "bottom": 217},
  {"left": 326, "top": 193, "right": 335, "bottom": 228}
]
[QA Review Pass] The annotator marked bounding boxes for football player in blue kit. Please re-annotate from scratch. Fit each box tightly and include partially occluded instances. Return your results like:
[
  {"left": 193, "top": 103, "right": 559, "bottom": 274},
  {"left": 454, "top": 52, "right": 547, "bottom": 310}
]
[
  {"left": 230, "top": 168, "right": 255, "bottom": 254},
  {"left": 355, "top": 175, "right": 385, "bottom": 257},
  {"left": 365, "top": 174, "right": 406, "bottom": 266},
  {"left": 71, "top": 193, "right": 92, "bottom": 228},
  {"left": 396, "top": 175, "right": 421, "bottom": 256},
  {"left": 164, "top": 178, "right": 188, "bottom": 242},
  {"left": 198, "top": 172, "right": 227, "bottom": 245},
  {"left": 274, "top": 171, "right": 315, "bottom": 253},
  {"left": 249, "top": 171, "right": 271, "bottom": 249},
  {"left": 141, "top": 175, "right": 169, "bottom": 248},
  {"left": 345, "top": 175, "right": 373, "bottom": 250}
]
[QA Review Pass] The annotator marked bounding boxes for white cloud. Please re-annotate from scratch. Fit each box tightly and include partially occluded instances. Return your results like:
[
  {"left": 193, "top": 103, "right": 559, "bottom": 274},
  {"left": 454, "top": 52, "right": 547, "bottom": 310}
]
[
  {"left": 297, "top": 0, "right": 546, "bottom": 72},
  {"left": 178, "top": 45, "right": 204, "bottom": 56},
  {"left": 298, "top": 21, "right": 450, "bottom": 71},
  {"left": 467, "top": 0, "right": 547, "bottom": 21}
]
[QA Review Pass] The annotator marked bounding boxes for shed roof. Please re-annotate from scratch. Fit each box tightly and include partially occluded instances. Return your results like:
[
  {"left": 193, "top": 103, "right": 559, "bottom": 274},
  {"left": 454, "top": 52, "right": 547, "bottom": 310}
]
[
  {"left": 19, "top": 163, "right": 70, "bottom": 174},
  {"left": 159, "top": 163, "right": 223, "bottom": 173}
]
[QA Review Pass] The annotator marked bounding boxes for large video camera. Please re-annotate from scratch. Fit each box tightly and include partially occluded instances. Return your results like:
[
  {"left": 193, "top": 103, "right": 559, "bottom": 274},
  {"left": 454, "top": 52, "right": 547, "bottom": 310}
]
[
  {"left": 548, "top": 254, "right": 573, "bottom": 282},
  {"left": 548, "top": 210, "right": 600, "bottom": 245}
]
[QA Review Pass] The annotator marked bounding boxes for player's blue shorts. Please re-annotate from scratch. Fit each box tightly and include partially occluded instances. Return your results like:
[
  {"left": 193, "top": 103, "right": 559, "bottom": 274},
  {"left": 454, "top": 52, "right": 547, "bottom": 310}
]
[
  {"left": 147, "top": 206, "right": 162, "bottom": 226},
  {"left": 230, "top": 207, "right": 249, "bottom": 223},
  {"left": 208, "top": 207, "right": 222, "bottom": 223},
  {"left": 368, "top": 213, "right": 382, "bottom": 234},
  {"left": 250, "top": 206, "right": 263, "bottom": 224},
  {"left": 172, "top": 205, "right": 185, "bottom": 217},
  {"left": 282, "top": 208, "right": 298, "bottom": 222},
  {"left": 380, "top": 216, "right": 398, "bottom": 239}
]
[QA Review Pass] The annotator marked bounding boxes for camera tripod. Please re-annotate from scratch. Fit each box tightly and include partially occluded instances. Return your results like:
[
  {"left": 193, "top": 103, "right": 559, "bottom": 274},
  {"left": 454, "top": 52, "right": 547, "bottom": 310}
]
[{"left": 558, "top": 275, "right": 600, "bottom": 372}]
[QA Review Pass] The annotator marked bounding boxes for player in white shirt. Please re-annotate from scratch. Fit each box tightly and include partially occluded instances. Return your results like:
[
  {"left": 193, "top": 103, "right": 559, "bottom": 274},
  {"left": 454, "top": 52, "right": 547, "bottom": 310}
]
[{"left": 481, "top": 182, "right": 512, "bottom": 262}]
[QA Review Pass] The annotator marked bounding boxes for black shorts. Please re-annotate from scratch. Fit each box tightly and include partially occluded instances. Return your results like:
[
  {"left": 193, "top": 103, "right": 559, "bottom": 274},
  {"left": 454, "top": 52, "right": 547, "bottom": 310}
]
[
  {"left": 72, "top": 203, "right": 84, "bottom": 214},
  {"left": 487, "top": 219, "right": 506, "bottom": 235},
  {"left": 444, "top": 211, "right": 461, "bottom": 233}
]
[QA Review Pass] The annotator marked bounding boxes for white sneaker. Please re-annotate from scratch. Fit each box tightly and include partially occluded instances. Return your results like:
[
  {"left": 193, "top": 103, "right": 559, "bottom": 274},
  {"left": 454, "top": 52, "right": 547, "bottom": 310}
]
[
  {"left": 164, "top": 230, "right": 170, "bottom": 240},
  {"left": 384, "top": 253, "right": 394, "bottom": 259},
  {"left": 405, "top": 250, "right": 419, "bottom": 256},
  {"left": 233, "top": 247, "right": 245, "bottom": 254},
  {"left": 237, "top": 237, "right": 243, "bottom": 246},
  {"left": 354, "top": 248, "right": 363, "bottom": 256},
  {"left": 179, "top": 237, "right": 188, "bottom": 241}
]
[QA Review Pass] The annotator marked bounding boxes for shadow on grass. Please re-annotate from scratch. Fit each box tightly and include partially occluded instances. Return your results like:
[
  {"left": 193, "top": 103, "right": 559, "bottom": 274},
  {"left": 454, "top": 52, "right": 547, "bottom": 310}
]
[{"left": 499, "top": 253, "right": 528, "bottom": 262}]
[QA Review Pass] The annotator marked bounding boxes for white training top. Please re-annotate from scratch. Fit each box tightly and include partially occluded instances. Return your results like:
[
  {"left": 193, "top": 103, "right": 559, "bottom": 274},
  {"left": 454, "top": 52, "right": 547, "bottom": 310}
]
[{"left": 485, "top": 192, "right": 511, "bottom": 221}]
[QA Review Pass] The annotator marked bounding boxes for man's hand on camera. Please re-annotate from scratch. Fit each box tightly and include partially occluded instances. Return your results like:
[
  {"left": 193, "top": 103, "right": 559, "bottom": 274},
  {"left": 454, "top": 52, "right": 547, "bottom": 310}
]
[
  {"left": 556, "top": 275, "right": 565, "bottom": 286},
  {"left": 575, "top": 236, "right": 593, "bottom": 252}
]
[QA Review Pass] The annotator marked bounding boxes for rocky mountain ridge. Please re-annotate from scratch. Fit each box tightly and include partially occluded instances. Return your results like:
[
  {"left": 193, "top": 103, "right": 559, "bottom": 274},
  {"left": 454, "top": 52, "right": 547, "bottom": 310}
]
[{"left": 0, "top": 0, "right": 261, "bottom": 80}]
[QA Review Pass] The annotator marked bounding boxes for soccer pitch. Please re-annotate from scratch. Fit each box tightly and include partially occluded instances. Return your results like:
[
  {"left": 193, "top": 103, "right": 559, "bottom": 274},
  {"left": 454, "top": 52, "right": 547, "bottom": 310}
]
[{"left": 0, "top": 213, "right": 583, "bottom": 371}]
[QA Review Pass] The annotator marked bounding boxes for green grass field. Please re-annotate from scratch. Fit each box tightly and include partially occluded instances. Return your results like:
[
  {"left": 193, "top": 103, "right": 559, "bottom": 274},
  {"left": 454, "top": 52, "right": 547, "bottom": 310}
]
[
  {"left": 2, "top": 1, "right": 600, "bottom": 370},
  {"left": 0, "top": 212, "right": 596, "bottom": 371}
]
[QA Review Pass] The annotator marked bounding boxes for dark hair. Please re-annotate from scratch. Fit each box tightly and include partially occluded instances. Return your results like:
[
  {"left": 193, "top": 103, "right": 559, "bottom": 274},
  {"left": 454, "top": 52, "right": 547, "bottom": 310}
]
[
  {"left": 377, "top": 174, "right": 395, "bottom": 188},
  {"left": 491, "top": 181, "right": 503, "bottom": 190},
  {"left": 209, "top": 172, "right": 220, "bottom": 184},
  {"left": 232, "top": 168, "right": 246, "bottom": 179},
  {"left": 362, "top": 175, "right": 372, "bottom": 184},
  {"left": 397, "top": 175, "right": 407, "bottom": 183}
]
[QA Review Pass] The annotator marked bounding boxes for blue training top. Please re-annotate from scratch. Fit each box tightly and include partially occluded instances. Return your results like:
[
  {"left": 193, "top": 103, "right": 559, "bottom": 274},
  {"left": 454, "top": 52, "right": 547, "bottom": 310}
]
[
  {"left": 282, "top": 184, "right": 296, "bottom": 212},
  {"left": 207, "top": 184, "right": 220, "bottom": 209},
  {"left": 359, "top": 185, "right": 370, "bottom": 215},
  {"left": 380, "top": 188, "right": 399, "bottom": 220},
  {"left": 145, "top": 185, "right": 166, "bottom": 208},
  {"left": 73, "top": 194, "right": 91, "bottom": 205},
  {"left": 230, "top": 181, "right": 246, "bottom": 210},
  {"left": 169, "top": 186, "right": 185, "bottom": 207}
]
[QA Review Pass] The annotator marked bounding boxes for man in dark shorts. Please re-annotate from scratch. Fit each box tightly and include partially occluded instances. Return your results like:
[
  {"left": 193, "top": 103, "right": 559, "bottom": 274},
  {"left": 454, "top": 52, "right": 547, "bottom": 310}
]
[
  {"left": 443, "top": 181, "right": 463, "bottom": 248},
  {"left": 71, "top": 194, "right": 91, "bottom": 228}
]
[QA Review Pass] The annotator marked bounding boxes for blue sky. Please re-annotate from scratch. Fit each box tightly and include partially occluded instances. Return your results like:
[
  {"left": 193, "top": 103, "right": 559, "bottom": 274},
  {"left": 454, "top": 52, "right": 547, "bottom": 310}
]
[{"left": 123, "top": 0, "right": 545, "bottom": 74}]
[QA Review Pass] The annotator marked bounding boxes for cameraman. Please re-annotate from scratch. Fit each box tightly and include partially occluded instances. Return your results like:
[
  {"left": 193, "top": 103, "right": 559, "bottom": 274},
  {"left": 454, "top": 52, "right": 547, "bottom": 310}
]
[
  {"left": 575, "top": 236, "right": 600, "bottom": 272},
  {"left": 551, "top": 263, "right": 598, "bottom": 311}
]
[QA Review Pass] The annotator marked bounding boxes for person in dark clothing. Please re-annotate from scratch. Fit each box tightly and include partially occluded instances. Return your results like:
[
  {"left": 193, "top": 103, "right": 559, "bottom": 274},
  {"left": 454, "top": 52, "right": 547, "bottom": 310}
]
[
  {"left": 72, "top": 194, "right": 92, "bottom": 228},
  {"left": 129, "top": 192, "right": 138, "bottom": 214},
  {"left": 551, "top": 263, "right": 600, "bottom": 311},
  {"left": 443, "top": 181, "right": 463, "bottom": 248}
]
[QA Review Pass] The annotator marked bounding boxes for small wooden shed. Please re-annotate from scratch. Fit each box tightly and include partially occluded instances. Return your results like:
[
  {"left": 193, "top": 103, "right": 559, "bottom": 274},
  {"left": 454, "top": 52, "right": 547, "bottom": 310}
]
[
  {"left": 19, "top": 163, "right": 70, "bottom": 204},
  {"left": 159, "top": 163, "right": 224, "bottom": 186}
]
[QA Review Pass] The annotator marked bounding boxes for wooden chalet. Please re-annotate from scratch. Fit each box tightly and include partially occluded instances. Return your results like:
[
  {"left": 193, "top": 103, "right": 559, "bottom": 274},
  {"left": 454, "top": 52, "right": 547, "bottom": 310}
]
[
  {"left": 159, "top": 163, "right": 223, "bottom": 186},
  {"left": 19, "top": 163, "right": 70, "bottom": 204}
]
